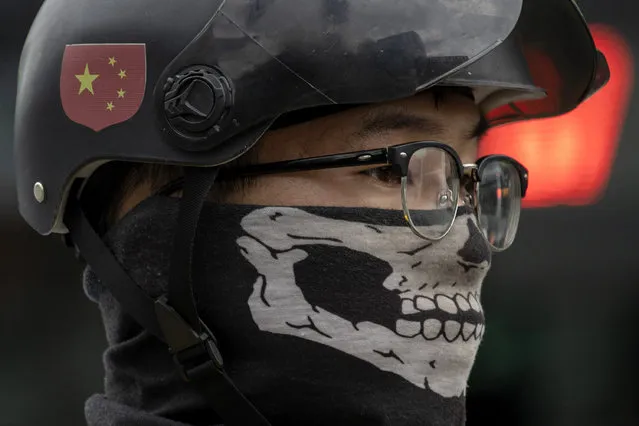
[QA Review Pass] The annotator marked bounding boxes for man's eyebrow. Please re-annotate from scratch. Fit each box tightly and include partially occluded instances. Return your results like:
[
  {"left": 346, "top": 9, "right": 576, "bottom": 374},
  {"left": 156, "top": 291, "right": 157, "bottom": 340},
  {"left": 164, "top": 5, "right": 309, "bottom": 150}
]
[
  {"left": 470, "top": 113, "right": 489, "bottom": 140},
  {"left": 351, "top": 107, "right": 490, "bottom": 148},
  {"left": 355, "top": 107, "right": 445, "bottom": 140}
]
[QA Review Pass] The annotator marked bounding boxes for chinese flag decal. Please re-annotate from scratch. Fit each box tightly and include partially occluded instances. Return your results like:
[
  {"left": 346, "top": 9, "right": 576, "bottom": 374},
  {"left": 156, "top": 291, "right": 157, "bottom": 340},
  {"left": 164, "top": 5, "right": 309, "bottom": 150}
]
[{"left": 60, "top": 44, "right": 146, "bottom": 131}]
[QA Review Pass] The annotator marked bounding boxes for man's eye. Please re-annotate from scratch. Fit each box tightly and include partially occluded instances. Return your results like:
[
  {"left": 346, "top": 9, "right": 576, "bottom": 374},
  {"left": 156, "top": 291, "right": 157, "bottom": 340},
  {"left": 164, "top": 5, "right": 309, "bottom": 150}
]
[{"left": 361, "top": 166, "right": 403, "bottom": 185}]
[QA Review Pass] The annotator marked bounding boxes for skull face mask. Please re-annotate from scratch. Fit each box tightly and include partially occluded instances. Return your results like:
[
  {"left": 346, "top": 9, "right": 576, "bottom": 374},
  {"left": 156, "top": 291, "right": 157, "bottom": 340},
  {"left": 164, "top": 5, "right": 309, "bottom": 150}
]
[
  {"left": 84, "top": 196, "right": 491, "bottom": 426},
  {"left": 239, "top": 205, "right": 490, "bottom": 398}
]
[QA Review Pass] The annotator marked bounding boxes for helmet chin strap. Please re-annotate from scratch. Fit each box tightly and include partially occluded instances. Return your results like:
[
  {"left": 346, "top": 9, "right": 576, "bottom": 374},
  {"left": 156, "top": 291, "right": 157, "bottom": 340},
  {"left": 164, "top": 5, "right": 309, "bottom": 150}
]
[
  {"left": 167, "top": 167, "right": 218, "bottom": 333},
  {"left": 64, "top": 167, "right": 272, "bottom": 426}
]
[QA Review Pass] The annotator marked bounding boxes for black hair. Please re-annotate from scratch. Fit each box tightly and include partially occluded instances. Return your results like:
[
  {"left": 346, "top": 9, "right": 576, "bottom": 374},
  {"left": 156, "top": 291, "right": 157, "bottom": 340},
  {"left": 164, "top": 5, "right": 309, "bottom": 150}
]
[{"left": 81, "top": 150, "right": 259, "bottom": 235}]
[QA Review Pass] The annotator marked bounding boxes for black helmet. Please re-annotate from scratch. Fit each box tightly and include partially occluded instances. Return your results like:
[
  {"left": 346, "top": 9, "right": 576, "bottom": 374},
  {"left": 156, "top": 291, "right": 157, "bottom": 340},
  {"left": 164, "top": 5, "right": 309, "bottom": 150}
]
[
  {"left": 13, "top": 1, "right": 609, "bottom": 425},
  {"left": 15, "top": 0, "right": 608, "bottom": 236}
]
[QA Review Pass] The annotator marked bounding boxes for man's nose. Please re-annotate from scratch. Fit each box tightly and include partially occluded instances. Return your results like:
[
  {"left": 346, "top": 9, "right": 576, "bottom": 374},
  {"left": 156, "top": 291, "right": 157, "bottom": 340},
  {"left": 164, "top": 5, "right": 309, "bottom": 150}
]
[{"left": 458, "top": 187, "right": 473, "bottom": 208}]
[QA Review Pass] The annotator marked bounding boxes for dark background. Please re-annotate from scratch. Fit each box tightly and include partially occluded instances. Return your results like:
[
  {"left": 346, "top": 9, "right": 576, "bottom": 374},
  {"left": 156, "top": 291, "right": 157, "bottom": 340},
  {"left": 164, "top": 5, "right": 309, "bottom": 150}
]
[{"left": 1, "top": 1, "right": 638, "bottom": 425}]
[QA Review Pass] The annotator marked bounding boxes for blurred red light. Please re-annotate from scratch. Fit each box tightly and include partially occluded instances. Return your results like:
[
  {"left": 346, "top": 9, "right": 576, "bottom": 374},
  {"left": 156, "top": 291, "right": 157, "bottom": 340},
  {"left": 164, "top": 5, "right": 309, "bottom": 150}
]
[{"left": 479, "top": 25, "right": 634, "bottom": 208}]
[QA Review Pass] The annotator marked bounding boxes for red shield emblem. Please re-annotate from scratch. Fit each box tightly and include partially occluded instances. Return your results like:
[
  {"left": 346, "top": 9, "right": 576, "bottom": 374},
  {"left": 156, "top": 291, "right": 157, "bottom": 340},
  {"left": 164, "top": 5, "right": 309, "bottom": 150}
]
[{"left": 60, "top": 44, "right": 146, "bottom": 131}]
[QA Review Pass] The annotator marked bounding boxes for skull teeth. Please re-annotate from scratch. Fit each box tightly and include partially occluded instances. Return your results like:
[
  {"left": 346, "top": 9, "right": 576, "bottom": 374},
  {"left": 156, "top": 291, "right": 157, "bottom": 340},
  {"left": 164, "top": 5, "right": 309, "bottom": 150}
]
[
  {"left": 401, "top": 299, "right": 420, "bottom": 315},
  {"left": 415, "top": 296, "right": 436, "bottom": 311},
  {"left": 395, "top": 319, "right": 483, "bottom": 342},
  {"left": 396, "top": 319, "right": 422, "bottom": 337},
  {"left": 475, "top": 323, "right": 484, "bottom": 339},
  {"left": 435, "top": 295, "right": 458, "bottom": 314},
  {"left": 462, "top": 322, "right": 476, "bottom": 340},
  {"left": 468, "top": 293, "right": 481, "bottom": 312},
  {"left": 397, "top": 292, "right": 483, "bottom": 342},
  {"left": 422, "top": 319, "right": 441, "bottom": 340},
  {"left": 455, "top": 294, "right": 471, "bottom": 311},
  {"left": 444, "top": 321, "right": 461, "bottom": 341},
  {"left": 406, "top": 292, "right": 481, "bottom": 314}
]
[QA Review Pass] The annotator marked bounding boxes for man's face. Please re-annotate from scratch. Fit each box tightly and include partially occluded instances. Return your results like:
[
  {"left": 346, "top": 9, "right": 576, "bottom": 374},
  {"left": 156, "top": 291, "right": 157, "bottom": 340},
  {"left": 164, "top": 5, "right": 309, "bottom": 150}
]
[
  {"left": 225, "top": 89, "right": 489, "bottom": 398},
  {"left": 111, "top": 88, "right": 491, "bottom": 399},
  {"left": 226, "top": 89, "right": 484, "bottom": 207}
]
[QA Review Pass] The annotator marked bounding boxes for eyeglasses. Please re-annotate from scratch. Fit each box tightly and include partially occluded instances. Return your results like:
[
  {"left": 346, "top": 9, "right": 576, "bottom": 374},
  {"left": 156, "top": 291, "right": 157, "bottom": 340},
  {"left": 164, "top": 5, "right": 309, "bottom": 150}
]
[{"left": 163, "top": 141, "right": 529, "bottom": 251}]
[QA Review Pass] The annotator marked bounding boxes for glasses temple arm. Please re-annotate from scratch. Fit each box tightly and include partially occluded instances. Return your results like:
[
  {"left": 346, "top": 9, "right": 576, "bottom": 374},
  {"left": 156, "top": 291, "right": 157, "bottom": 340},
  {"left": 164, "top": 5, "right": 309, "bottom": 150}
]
[{"left": 225, "top": 148, "right": 389, "bottom": 178}]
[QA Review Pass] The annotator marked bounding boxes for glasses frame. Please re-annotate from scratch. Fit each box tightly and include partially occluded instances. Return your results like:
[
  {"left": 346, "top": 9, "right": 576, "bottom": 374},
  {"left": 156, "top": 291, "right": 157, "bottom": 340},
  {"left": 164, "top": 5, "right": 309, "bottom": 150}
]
[
  {"left": 225, "top": 142, "right": 527, "bottom": 188},
  {"left": 160, "top": 141, "right": 529, "bottom": 246},
  {"left": 463, "top": 155, "right": 529, "bottom": 251}
]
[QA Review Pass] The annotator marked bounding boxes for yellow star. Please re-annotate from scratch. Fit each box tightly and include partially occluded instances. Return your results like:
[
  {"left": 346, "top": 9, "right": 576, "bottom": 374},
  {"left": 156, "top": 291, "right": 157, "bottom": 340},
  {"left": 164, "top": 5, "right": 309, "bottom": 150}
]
[
  {"left": 108, "top": 57, "right": 117, "bottom": 67},
  {"left": 75, "top": 64, "right": 99, "bottom": 95},
  {"left": 117, "top": 88, "right": 126, "bottom": 98},
  {"left": 118, "top": 69, "right": 127, "bottom": 79},
  {"left": 106, "top": 101, "right": 115, "bottom": 112}
]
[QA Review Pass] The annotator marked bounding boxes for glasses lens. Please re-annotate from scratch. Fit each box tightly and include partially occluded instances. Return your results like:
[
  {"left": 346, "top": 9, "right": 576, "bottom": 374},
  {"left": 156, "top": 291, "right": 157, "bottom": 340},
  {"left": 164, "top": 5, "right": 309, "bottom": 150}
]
[
  {"left": 404, "top": 147, "right": 460, "bottom": 239},
  {"left": 477, "top": 160, "right": 522, "bottom": 250}
]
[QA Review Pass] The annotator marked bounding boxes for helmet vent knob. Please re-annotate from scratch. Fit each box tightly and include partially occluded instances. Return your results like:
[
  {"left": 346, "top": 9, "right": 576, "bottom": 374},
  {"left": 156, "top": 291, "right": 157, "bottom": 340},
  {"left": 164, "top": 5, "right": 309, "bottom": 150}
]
[{"left": 163, "top": 66, "right": 234, "bottom": 149}]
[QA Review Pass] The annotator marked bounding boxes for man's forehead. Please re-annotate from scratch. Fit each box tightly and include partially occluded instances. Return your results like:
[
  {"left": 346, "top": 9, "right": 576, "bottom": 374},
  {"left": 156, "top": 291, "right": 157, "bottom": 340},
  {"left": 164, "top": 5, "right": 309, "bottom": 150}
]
[
  {"left": 265, "top": 88, "right": 486, "bottom": 158},
  {"left": 344, "top": 93, "right": 488, "bottom": 152}
]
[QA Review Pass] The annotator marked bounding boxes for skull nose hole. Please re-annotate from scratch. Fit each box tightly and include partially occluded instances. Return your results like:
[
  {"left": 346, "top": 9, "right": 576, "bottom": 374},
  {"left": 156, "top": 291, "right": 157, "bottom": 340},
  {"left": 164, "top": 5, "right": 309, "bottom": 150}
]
[{"left": 456, "top": 218, "right": 491, "bottom": 265}]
